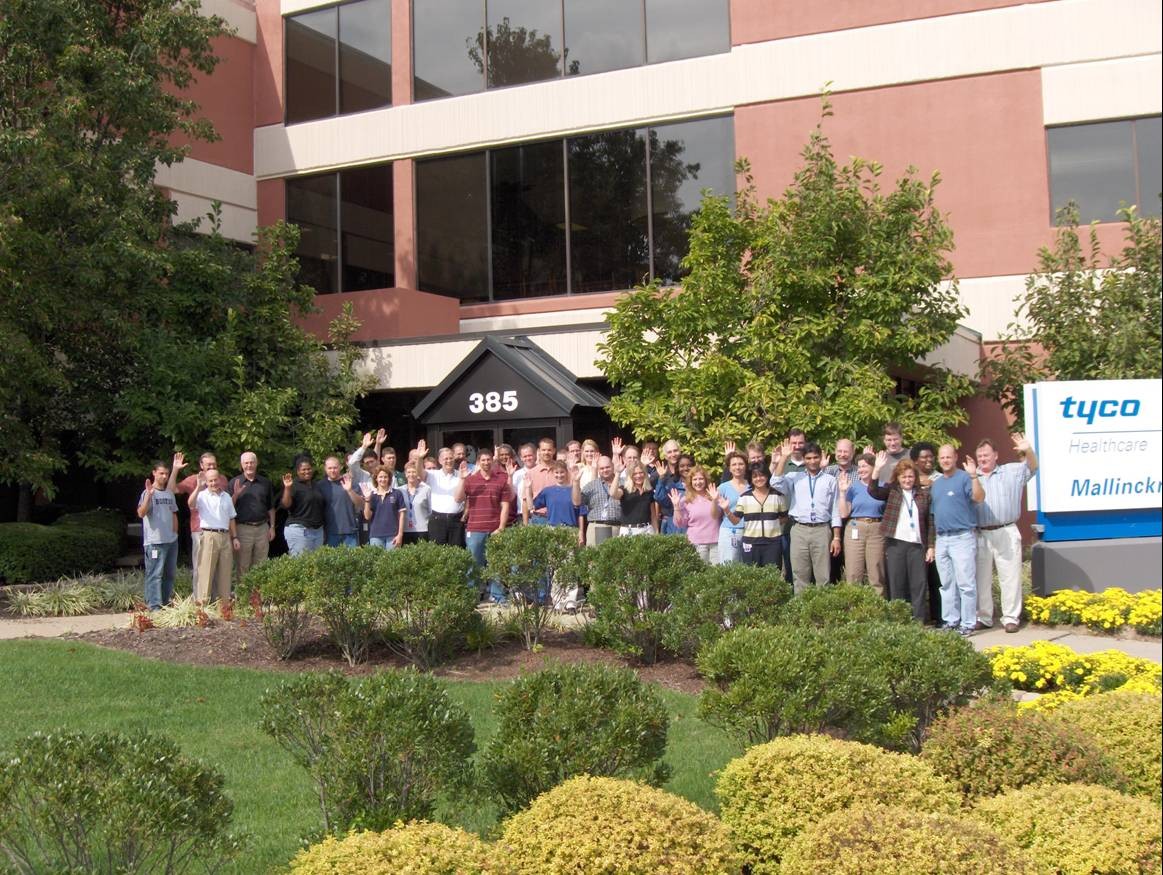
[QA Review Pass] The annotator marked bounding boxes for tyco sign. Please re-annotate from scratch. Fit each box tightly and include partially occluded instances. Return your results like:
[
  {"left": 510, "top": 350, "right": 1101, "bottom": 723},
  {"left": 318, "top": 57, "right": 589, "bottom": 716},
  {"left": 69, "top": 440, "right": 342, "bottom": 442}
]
[{"left": 1025, "top": 379, "right": 1163, "bottom": 513}]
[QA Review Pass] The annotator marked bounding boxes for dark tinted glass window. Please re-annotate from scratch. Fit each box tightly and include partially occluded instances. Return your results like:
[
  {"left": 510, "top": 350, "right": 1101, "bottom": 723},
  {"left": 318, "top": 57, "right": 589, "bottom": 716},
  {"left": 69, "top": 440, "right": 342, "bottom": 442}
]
[
  {"left": 568, "top": 129, "right": 650, "bottom": 293},
  {"left": 650, "top": 116, "right": 735, "bottom": 284},
  {"left": 339, "top": 0, "right": 391, "bottom": 114},
  {"left": 564, "top": 0, "right": 644, "bottom": 76},
  {"left": 413, "top": 0, "right": 485, "bottom": 101},
  {"left": 416, "top": 153, "right": 490, "bottom": 303},
  {"left": 491, "top": 140, "right": 567, "bottom": 299},
  {"left": 486, "top": 0, "right": 563, "bottom": 87},
  {"left": 1048, "top": 121, "right": 1136, "bottom": 223},
  {"left": 645, "top": 0, "right": 730, "bottom": 64},
  {"left": 285, "top": 9, "right": 337, "bottom": 124},
  {"left": 1135, "top": 116, "right": 1161, "bottom": 217},
  {"left": 340, "top": 165, "right": 394, "bottom": 291},
  {"left": 287, "top": 174, "right": 339, "bottom": 293}
]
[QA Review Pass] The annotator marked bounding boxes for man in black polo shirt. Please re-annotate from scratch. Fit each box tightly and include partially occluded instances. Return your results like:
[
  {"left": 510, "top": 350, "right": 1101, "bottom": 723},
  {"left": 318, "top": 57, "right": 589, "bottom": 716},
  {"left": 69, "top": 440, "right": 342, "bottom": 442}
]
[{"left": 229, "top": 451, "right": 276, "bottom": 579}]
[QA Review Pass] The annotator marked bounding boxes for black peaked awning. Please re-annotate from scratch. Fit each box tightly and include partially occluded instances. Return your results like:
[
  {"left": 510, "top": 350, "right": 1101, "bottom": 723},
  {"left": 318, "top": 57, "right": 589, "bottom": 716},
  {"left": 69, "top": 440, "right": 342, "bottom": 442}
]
[{"left": 411, "top": 336, "right": 609, "bottom": 425}]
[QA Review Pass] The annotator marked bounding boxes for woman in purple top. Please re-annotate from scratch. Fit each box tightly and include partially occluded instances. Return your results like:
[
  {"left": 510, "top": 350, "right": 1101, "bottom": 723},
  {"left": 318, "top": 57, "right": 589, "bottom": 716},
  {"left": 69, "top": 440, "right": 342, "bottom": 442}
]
[
  {"left": 363, "top": 468, "right": 406, "bottom": 549},
  {"left": 673, "top": 466, "right": 722, "bottom": 563}
]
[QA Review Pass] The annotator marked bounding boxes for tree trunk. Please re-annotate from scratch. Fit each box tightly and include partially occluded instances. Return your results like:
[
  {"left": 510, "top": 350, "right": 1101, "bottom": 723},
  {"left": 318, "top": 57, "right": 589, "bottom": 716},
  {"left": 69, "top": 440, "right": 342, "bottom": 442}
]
[{"left": 16, "top": 484, "right": 34, "bottom": 523}]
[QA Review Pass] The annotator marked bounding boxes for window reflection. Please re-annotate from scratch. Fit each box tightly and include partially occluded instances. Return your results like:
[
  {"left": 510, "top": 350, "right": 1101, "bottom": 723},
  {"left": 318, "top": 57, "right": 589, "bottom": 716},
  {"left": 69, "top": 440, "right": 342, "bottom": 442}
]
[
  {"left": 1049, "top": 121, "right": 1138, "bottom": 223},
  {"left": 483, "top": 0, "right": 564, "bottom": 87},
  {"left": 416, "top": 153, "right": 490, "bottom": 303},
  {"left": 285, "top": 9, "right": 336, "bottom": 124},
  {"left": 413, "top": 0, "right": 485, "bottom": 101},
  {"left": 339, "top": 0, "right": 391, "bottom": 114},
  {"left": 645, "top": 0, "right": 730, "bottom": 64},
  {"left": 340, "top": 166, "right": 394, "bottom": 291},
  {"left": 286, "top": 174, "right": 339, "bottom": 293},
  {"left": 491, "top": 140, "right": 567, "bottom": 298},
  {"left": 564, "top": 0, "right": 644, "bottom": 76},
  {"left": 568, "top": 129, "right": 650, "bottom": 293},
  {"left": 1134, "top": 117, "right": 1161, "bottom": 217}
]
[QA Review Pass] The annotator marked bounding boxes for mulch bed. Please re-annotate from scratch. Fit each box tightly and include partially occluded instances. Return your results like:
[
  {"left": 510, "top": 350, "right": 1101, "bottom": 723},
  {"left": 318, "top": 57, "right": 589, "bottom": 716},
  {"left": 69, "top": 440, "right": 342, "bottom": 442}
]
[{"left": 76, "top": 620, "right": 706, "bottom": 695}]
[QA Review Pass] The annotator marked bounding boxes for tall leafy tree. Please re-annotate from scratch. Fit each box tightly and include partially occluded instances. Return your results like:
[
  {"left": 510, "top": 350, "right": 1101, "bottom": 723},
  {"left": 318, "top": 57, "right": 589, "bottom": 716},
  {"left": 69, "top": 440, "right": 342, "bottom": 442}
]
[
  {"left": 982, "top": 204, "right": 1162, "bottom": 422},
  {"left": 597, "top": 108, "right": 972, "bottom": 463}
]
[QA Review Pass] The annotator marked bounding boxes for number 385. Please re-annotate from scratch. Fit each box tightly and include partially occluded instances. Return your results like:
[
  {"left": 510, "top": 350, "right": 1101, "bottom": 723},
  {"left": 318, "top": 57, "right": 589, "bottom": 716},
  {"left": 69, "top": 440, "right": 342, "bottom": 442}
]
[{"left": 468, "top": 390, "right": 518, "bottom": 414}]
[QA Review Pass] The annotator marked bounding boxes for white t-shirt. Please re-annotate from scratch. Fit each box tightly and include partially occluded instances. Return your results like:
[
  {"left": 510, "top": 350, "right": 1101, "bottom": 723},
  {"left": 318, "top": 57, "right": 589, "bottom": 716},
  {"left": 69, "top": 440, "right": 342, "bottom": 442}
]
[
  {"left": 424, "top": 468, "right": 464, "bottom": 514},
  {"left": 892, "top": 489, "right": 921, "bottom": 543}
]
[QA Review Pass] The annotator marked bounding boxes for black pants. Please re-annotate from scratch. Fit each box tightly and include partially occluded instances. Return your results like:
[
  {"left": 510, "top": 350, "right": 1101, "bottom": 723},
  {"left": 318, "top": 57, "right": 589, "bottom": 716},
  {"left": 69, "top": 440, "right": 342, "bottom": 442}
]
[
  {"left": 742, "top": 538, "right": 782, "bottom": 568},
  {"left": 927, "top": 560, "right": 942, "bottom": 623},
  {"left": 402, "top": 531, "right": 429, "bottom": 545},
  {"left": 885, "top": 537, "right": 928, "bottom": 621},
  {"left": 829, "top": 518, "right": 849, "bottom": 584},
  {"left": 428, "top": 513, "right": 465, "bottom": 547},
  {"left": 780, "top": 519, "right": 793, "bottom": 582}
]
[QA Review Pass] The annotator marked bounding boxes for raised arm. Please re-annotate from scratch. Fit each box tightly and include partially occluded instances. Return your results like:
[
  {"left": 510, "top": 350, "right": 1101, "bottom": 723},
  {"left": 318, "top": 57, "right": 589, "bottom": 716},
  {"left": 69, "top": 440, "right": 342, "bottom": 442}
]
[
  {"left": 1014, "top": 432, "right": 1038, "bottom": 474},
  {"left": 963, "top": 456, "right": 985, "bottom": 502},
  {"left": 280, "top": 472, "right": 294, "bottom": 509}
]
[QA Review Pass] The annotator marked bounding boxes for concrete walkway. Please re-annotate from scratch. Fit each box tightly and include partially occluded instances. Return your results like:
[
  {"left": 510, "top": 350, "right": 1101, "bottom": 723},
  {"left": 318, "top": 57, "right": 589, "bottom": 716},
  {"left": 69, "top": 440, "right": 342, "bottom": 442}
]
[{"left": 0, "top": 612, "right": 131, "bottom": 641}]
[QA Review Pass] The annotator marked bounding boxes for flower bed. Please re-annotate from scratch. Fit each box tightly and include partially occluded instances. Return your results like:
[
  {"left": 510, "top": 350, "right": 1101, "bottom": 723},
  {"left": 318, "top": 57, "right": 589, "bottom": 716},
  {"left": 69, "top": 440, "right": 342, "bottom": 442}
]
[
  {"left": 986, "top": 640, "right": 1161, "bottom": 711},
  {"left": 1024, "top": 588, "right": 1161, "bottom": 636}
]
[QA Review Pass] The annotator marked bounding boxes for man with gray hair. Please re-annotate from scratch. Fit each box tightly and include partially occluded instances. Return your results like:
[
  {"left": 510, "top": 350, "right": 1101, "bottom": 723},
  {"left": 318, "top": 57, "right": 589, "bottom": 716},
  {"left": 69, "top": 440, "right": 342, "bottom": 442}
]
[{"left": 228, "top": 452, "right": 276, "bottom": 579}]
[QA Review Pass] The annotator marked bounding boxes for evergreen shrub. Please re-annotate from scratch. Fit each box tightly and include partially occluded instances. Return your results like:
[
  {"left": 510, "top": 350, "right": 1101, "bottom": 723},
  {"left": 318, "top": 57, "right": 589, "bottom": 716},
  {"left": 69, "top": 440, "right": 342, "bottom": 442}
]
[
  {"left": 302, "top": 546, "right": 379, "bottom": 666},
  {"left": 920, "top": 698, "right": 1127, "bottom": 800},
  {"left": 0, "top": 521, "right": 120, "bottom": 583},
  {"left": 775, "top": 580, "right": 913, "bottom": 628},
  {"left": 485, "top": 525, "right": 580, "bottom": 650},
  {"left": 480, "top": 662, "right": 670, "bottom": 813},
  {"left": 974, "top": 783, "right": 1163, "bottom": 875},
  {"left": 584, "top": 534, "right": 702, "bottom": 663},
  {"left": 0, "top": 729, "right": 241, "bottom": 873},
  {"left": 1053, "top": 690, "right": 1162, "bottom": 804},
  {"left": 663, "top": 562, "right": 792, "bottom": 657},
  {"left": 495, "top": 775, "right": 739, "bottom": 874},
  {"left": 780, "top": 803, "right": 1038, "bottom": 875},
  {"left": 715, "top": 734, "right": 959, "bottom": 873},
  {"left": 236, "top": 553, "right": 314, "bottom": 659},
  {"left": 288, "top": 821, "right": 492, "bottom": 875}
]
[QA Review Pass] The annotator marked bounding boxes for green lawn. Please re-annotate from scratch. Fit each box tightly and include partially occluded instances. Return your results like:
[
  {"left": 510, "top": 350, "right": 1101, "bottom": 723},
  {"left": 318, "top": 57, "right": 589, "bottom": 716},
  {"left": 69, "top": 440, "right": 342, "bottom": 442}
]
[{"left": 0, "top": 640, "right": 741, "bottom": 874}]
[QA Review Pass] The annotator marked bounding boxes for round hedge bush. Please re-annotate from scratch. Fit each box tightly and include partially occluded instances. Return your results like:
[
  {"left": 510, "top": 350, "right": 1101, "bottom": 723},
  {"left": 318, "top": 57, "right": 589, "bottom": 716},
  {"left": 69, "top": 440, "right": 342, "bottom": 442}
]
[
  {"left": 974, "top": 783, "right": 1163, "bottom": 875},
  {"left": 780, "top": 804, "right": 1038, "bottom": 875},
  {"left": 1053, "top": 690, "right": 1162, "bottom": 804},
  {"left": 920, "top": 699, "right": 1127, "bottom": 800},
  {"left": 495, "top": 775, "right": 739, "bottom": 874},
  {"left": 288, "top": 821, "right": 491, "bottom": 874},
  {"left": 715, "top": 734, "right": 960, "bottom": 873}
]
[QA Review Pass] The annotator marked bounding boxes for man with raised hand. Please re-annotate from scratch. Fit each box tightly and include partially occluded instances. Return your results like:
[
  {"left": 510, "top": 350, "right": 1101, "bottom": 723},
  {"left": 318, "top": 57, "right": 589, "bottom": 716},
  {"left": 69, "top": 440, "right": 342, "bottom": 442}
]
[
  {"left": 319, "top": 455, "right": 363, "bottom": 548},
  {"left": 420, "top": 442, "right": 467, "bottom": 547},
  {"left": 174, "top": 451, "right": 228, "bottom": 575},
  {"left": 574, "top": 455, "right": 623, "bottom": 548},
  {"left": 137, "top": 459, "right": 179, "bottom": 611},
  {"left": 974, "top": 434, "right": 1038, "bottom": 633},
  {"left": 229, "top": 451, "right": 276, "bottom": 579},
  {"left": 825, "top": 439, "right": 859, "bottom": 583},
  {"left": 347, "top": 428, "right": 386, "bottom": 493},
  {"left": 773, "top": 439, "right": 841, "bottom": 594},
  {"left": 930, "top": 444, "right": 985, "bottom": 637},
  {"left": 187, "top": 465, "right": 238, "bottom": 604},
  {"left": 454, "top": 448, "right": 512, "bottom": 603}
]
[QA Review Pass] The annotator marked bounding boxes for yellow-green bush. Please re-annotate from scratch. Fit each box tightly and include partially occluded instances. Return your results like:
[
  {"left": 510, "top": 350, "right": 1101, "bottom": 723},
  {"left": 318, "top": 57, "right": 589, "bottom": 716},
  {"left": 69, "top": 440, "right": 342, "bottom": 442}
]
[
  {"left": 780, "top": 803, "right": 1038, "bottom": 875},
  {"left": 1053, "top": 691, "right": 1163, "bottom": 805},
  {"left": 1025, "top": 587, "right": 1162, "bottom": 636},
  {"left": 714, "top": 734, "right": 960, "bottom": 874},
  {"left": 494, "top": 775, "right": 739, "bottom": 874},
  {"left": 288, "top": 821, "right": 491, "bottom": 875},
  {"left": 974, "top": 783, "right": 1163, "bottom": 875}
]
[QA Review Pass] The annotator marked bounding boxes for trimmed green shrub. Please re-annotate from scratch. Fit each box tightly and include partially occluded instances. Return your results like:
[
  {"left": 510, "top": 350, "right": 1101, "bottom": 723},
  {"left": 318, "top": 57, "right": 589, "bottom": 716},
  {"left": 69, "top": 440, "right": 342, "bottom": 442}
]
[
  {"left": 480, "top": 662, "right": 670, "bottom": 813},
  {"left": 776, "top": 580, "right": 913, "bottom": 627},
  {"left": 369, "top": 541, "right": 479, "bottom": 669},
  {"left": 781, "top": 804, "right": 1038, "bottom": 875},
  {"left": 259, "top": 669, "right": 474, "bottom": 833},
  {"left": 0, "top": 729, "right": 241, "bottom": 873},
  {"left": 485, "top": 524, "right": 581, "bottom": 650},
  {"left": 1053, "top": 690, "right": 1162, "bottom": 804},
  {"left": 302, "top": 546, "right": 380, "bottom": 666},
  {"left": 698, "top": 621, "right": 995, "bottom": 750},
  {"left": 289, "top": 821, "right": 492, "bottom": 875},
  {"left": 55, "top": 508, "right": 127, "bottom": 543},
  {"left": 0, "top": 521, "right": 120, "bottom": 583},
  {"left": 663, "top": 562, "right": 792, "bottom": 658},
  {"left": 715, "top": 735, "right": 960, "bottom": 874},
  {"left": 974, "top": 783, "right": 1162, "bottom": 875},
  {"left": 495, "top": 775, "right": 740, "bottom": 874},
  {"left": 584, "top": 534, "right": 702, "bottom": 663},
  {"left": 920, "top": 698, "right": 1128, "bottom": 800},
  {"left": 236, "top": 554, "right": 313, "bottom": 659}
]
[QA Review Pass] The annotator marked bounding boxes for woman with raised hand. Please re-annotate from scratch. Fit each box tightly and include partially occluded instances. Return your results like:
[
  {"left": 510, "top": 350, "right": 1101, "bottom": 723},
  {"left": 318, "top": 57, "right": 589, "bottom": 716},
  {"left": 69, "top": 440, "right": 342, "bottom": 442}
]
[
  {"left": 837, "top": 453, "right": 886, "bottom": 596},
  {"left": 721, "top": 462, "right": 783, "bottom": 568},
  {"left": 673, "top": 465, "right": 722, "bottom": 563},
  {"left": 400, "top": 461, "right": 431, "bottom": 543},
  {"left": 619, "top": 461, "right": 658, "bottom": 535},
  {"left": 715, "top": 451, "right": 749, "bottom": 564},
  {"left": 363, "top": 467, "right": 406, "bottom": 550},
  {"left": 867, "top": 452, "right": 935, "bottom": 621}
]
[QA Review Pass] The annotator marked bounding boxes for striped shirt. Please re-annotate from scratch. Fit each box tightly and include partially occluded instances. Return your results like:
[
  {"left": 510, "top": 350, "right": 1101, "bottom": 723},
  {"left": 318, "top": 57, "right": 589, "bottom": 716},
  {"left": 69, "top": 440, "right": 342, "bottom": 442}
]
[
  {"left": 975, "top": 462, "right": 1034, "bottom": 527},
  {"left": 735, "top": 490, "right": 783, "bottom": 541}
]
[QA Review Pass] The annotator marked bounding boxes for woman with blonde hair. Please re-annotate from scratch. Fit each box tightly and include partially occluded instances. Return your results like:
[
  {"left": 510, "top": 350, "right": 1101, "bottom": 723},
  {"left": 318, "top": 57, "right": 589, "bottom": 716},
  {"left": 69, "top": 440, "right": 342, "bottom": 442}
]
[
  {"left": 673, "top": 465, "right": 721, "bottom": 563},
  {"left": 867, "top": 454, "right": 935, "bottom": 621},
  {"left": 576, "top": 438, "right": 601, "bottom": 489},
  {"left": 619, "top": 461, "right": 658, "bottom": 535}
]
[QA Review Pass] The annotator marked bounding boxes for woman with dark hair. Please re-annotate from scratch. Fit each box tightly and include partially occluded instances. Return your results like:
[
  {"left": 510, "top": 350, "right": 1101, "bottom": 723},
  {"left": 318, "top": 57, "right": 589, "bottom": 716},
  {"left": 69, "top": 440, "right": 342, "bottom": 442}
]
[
  {"left": 837, "top": 452, "right": 886, "bottom": 596},
  {"left": 721, "top": 462, "right": 783, "bottom": 568},
  {"left": 867, "top": 453, "right": 936, "bottom": 621},
  {"left": 280, "top": 453, "right": 327, "bottom": 556}
]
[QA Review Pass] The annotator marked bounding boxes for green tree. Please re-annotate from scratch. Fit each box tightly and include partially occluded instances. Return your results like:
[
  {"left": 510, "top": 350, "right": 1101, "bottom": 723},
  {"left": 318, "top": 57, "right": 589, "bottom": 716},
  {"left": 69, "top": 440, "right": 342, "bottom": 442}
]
[
  {"left": 597, "top": 108, "right": 972, "bottom": 462},
  {"left": 982, "top": 204, "right": 1162, "bottom": 423}
]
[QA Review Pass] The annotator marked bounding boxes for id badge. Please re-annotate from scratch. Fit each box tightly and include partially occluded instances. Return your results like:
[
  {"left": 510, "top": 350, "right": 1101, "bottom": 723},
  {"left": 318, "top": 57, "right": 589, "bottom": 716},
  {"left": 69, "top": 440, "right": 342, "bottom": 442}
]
[
  {"left": 742, "top": 542, "right": 753, "bottom": 553},
  {"left": 731, "top": 533, "right": 741, "bottom": 549},
  {"left": 851, "top": 527, "right": 859, "bottom": 541},
  {"left": 151, "top": 548, "right": 159, "bottom": 560}
]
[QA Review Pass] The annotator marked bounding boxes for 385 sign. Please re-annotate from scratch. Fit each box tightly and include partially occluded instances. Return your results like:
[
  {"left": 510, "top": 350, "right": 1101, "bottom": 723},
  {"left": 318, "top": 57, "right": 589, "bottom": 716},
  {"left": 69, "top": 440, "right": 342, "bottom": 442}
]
[{"left": 468, "top": 390, "right": 518, "bottom": 414}]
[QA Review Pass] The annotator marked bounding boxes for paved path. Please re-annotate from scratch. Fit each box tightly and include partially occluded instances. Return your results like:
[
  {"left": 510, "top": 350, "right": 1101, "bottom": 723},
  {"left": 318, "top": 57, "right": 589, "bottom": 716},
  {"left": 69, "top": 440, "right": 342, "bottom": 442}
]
[{"left": 0, "top": 612, "right": 131, "bottom": 641}]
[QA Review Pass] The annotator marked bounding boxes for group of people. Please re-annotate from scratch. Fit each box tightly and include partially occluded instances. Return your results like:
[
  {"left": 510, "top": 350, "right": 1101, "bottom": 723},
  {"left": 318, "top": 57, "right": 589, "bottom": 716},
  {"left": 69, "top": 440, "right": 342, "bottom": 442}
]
[{"left": 135, "top": 423, "right": 1037, "bottom": 634}]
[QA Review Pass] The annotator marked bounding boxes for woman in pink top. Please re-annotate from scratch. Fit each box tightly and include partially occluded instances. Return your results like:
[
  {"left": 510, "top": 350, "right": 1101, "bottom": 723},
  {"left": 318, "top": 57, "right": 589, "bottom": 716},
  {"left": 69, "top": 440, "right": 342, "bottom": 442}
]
[{"left": 671, "top": 465, "right": 722, "bottom": 563}]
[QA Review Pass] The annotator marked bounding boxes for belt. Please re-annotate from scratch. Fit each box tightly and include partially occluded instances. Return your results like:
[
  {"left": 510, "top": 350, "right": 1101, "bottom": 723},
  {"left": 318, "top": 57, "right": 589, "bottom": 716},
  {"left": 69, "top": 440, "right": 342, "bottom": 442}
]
[
  {"left": 852, "top": 517, "right": 881, "bottom": 522},
  {"left": 430, "top": 510, "right": 463, "bottom": 518},
  {"left": 938, "top": 527, "right": 974, "bottom": 536},
  {"left": 796, "top": 521, "right": 830, "bottom": 527},
  {"left": 202, "top": 527, "right": 228, "bottom": 533},
  {"left": 238, "top": 520, "right": 267, "bottom": 526},
  {"left": 590, "top": 520, "right": 620, "bottom": 526},
  {"left": 622, "top": 523, "right": 651, "bottom": 530},
  {"left": 979, "top": 522, "right": 1014, "bottom": 531}
]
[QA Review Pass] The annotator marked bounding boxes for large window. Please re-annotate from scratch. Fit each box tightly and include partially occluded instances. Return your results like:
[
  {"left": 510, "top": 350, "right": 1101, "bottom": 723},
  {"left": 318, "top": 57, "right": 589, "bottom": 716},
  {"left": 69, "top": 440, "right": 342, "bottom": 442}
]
[
  {"left": 412, "top": 0, "right": 729, "bottom": 100},
  {"left": 416, "top": 116, "right": 733, "bottom": 302},
  {"left": 1047, "top": 116, "right": 1161, "bottom": 223},
  {"left": 285, "top": 0, "right": 391, "bottom": 124},
  {"left": 287, "top": 165, "right": 394, "bottom": 294}
]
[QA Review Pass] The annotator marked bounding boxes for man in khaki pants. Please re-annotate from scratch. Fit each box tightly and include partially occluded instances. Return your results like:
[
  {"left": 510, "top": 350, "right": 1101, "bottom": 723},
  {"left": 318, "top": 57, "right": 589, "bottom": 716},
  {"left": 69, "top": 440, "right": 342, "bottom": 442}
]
[
  {"left": 228, "top": 452, "right": 276, "bottom": 580},
  {"left": 188, "top": 467, "right": 238, "bottom": 604}
]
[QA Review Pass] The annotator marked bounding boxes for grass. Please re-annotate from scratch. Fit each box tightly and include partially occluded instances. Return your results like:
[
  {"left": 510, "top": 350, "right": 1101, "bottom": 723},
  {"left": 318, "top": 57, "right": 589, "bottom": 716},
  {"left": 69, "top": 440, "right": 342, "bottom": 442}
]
[{"left": 0, "top": 640, "right": 741, "bottom": 874}]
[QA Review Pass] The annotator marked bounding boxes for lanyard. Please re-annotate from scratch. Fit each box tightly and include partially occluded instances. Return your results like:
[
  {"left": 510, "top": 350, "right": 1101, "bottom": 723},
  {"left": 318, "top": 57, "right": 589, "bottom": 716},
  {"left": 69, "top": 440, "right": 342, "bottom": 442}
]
[
  {"left": 402, "top": 487, "right": 415, "bottom": 528},
  {"left": 806, "top": 474, "right": 819, "bottom": 522},
  {"left": 901, "top": 490, "right": 916, "bottom": 529}
]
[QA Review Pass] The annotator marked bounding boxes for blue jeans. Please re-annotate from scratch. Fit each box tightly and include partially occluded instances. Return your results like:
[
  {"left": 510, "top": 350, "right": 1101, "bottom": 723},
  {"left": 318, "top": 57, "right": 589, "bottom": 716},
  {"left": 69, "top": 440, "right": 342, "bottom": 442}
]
[
  {"left": 660, "top": 516, "right": 686, "bottom": 536},
  {"left": 465, "top": 531, "right": 501, "bottom": 602},
  {"left": 368, "top": 537, "right": 397, "bottom": 550},
  {"left": 717, "top": 528, "right": 742, "bottom": 564},
  {"left": 936, "top": 530, "right": 977, "bottom": 630},
  {"left": 326, "top": 532, "right": 359, "bottom": 548},
  {"left": 143, "top": 541, "right": 177, "bottom": 610},
  {"left": 285, "top": 524, "right": 324, "bottom": 557}
]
